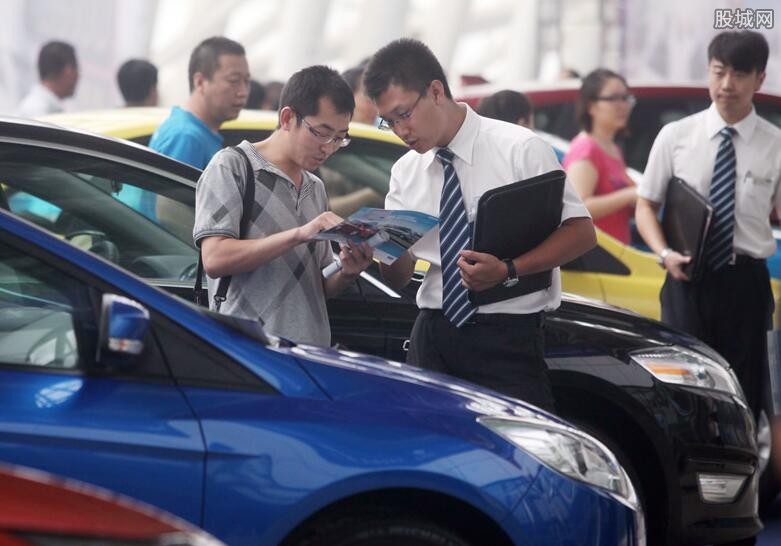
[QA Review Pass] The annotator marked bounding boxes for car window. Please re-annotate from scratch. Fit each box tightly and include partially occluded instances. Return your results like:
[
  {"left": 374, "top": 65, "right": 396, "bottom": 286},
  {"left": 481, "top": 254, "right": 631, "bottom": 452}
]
[
  {"left": 223, "top": 130, "right": 403, "bottom": 219},
  {"left": 0, "top": 241, "right": 95, "bottom": 369},
  {"left": 756, "top": 101, "right": 781, "bottom": 131},
  {"left": 319, "top": 138, "right": 404, "bottom": 218},
  {"left": 534, "top": 103, "right": 578, "bottom": 141},
  {"left": 622, "top": 96, "right": 710, "bottom": 173},
  {"left": 562, "top": 244, "right": 631, "bottom": 275},
  {"left": 0, "top": 144, "right": 198, "bottom": 282}
]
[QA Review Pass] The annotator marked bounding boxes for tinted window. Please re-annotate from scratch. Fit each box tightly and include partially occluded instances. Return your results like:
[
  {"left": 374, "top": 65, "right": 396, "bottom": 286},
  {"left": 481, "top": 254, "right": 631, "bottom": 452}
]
[
  {"left": 223, "top": 128, "right": 404, "bottom": 218},
  {"left": 534, "top": 103, "right": 578, "bottom": 141},
  {"left": 320, "top": 138, "right": 403, "bottom": 218},
  {"left": 0, "top": 144, "right": 197, "bottom": 282},
  {"left": 0, "top": 241, "right": 95, "bottom": 369},
  {"left": 562, "top": 245, "right": 631, "bottom": 275},
  {"left": 756, "top": 101, "right": 781, "bottom": 130},
  {"left": 622, "top": 96, "right": 710, "bottom": 172}
]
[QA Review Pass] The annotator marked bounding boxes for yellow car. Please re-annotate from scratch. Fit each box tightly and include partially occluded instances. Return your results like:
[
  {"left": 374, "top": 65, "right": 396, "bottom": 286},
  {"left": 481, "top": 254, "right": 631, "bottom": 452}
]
[{"left": 41, "top": 108, "right": 777, "bottom": 321}]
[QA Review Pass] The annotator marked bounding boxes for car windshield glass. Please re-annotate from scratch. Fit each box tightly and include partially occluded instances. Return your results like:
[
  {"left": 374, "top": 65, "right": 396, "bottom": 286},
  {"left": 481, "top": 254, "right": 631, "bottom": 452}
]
[{"left": 0, "top": 143, "right": 198, "bottom": 283}]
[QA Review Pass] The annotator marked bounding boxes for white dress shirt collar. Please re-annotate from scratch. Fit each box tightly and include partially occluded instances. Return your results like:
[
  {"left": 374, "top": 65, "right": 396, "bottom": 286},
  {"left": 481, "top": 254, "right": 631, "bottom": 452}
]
[
  {"left": 426, "top": 104, "right": 480, "bottom": 169},
  {"left": 705, "top": 102, "right": 758, "bottom": 142}
]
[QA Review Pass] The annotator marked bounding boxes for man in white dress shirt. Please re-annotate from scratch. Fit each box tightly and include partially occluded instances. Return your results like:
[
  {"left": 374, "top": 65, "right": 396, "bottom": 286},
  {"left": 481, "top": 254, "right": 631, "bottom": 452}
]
[
  {"left": 18, "top": 41, "right": 79, "bottom": 117},
  {"left": 363, "top": 39, "right": 596, "bottom": 412},
  {"left": 636, "top": 31, "right": 780, "bottom": 431}
]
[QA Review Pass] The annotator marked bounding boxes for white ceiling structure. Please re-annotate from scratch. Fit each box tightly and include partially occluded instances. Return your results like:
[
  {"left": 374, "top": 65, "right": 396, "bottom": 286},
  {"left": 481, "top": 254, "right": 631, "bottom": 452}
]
[{"left": 0, "top": 0, "right": 778, "bottom": 115}]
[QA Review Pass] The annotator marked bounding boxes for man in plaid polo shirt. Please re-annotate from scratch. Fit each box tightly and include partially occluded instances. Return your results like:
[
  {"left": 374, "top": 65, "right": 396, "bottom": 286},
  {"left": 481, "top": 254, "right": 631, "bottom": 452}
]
[{"left": 194, "top": 66, "right": 372, "bottom": 346}]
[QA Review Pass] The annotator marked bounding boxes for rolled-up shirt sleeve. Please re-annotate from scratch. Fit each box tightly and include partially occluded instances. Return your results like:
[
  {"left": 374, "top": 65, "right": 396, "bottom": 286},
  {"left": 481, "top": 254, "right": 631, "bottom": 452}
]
[
  {"left": 638, "top": 123, "right": 676, "bottom": 204},
  {"left": 515, "top": 136, "right": 591, "bottom": 223}
]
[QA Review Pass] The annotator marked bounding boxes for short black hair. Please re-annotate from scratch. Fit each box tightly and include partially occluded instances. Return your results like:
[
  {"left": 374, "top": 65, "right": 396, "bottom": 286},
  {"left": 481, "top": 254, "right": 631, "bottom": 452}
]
[
  {"left": 279, "top": 65, "right": 355, "bottom": 125},
  {"left": 363, "top": 39, "right": 451, "bottom": 101},
  {"left": 708, "top": 31, "right": 769, "bottom": 73},
  {"left": 577, "top": 68, "right": 629, "bottom": 132},
  {"left": 38, "top": 41, "right": 77, "bottom": 80},
  {"left": 188, "top": 36, "right": 246, "bottom": 92},
  {"left": 246, "top": 79, "right": 266, "bottom": 109},
  {"left": 117, "top": 59, "right": 157, "bottom": 104},
  {"left": 477, "top": 90, "right": 533, "bottom": 124}
]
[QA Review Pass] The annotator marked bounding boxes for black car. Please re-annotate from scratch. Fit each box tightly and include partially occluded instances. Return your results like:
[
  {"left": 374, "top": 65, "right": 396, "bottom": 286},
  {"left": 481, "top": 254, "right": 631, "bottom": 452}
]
[{"left": 0, "top": 117, "right": 761, "bottom": 545}]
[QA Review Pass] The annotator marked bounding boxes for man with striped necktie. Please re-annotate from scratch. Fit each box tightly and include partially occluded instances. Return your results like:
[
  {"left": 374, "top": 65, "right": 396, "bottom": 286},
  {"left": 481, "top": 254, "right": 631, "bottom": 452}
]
[
  {"left": 363, "top": 39, "right": 596, "bottom": 413},
  {"left": 636, "top": 31, "right": 781, "bottom": 429}
]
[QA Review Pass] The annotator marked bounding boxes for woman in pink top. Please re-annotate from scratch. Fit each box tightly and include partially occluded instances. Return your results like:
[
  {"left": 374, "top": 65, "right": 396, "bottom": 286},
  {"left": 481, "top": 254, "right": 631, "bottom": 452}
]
[{"left": 563, "top": 69, "right": 637, "bottom": 244}]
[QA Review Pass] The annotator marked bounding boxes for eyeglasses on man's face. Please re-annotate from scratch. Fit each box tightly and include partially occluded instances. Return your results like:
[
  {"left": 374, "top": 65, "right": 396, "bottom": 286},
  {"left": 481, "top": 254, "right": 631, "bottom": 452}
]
[
  {"left": 595, "top": 93, "right": 637, "bottom": 107},
  {"left": 300, "top": 116, "right": 351, "bottom": 148},
  {"left": 378, "top": 92, "right": 425, "bottom": 131}
]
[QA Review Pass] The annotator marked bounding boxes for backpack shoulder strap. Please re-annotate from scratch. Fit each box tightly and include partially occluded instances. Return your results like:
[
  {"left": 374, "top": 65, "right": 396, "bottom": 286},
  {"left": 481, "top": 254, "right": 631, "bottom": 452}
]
[{"left": 194, "top": 145, "right": 256, "bottom": 309}]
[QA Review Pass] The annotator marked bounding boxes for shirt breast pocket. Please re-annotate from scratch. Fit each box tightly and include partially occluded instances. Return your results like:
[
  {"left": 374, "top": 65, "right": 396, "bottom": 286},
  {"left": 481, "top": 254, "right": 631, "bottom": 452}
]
[{"left": 736, "top": 170, "right": 776, "bottom": 220}]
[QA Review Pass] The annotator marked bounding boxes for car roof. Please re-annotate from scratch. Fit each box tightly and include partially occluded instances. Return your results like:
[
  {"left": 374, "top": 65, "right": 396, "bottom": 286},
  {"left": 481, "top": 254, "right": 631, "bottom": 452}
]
[
  {"left": 40, "top": 107, "right": 406, "bottom": 146},
  {"left": 456, "top": 80, "right": 781, "bottom": 106},
  {"left": 0, "top": 115, "right": 202, "bottom": 181}
]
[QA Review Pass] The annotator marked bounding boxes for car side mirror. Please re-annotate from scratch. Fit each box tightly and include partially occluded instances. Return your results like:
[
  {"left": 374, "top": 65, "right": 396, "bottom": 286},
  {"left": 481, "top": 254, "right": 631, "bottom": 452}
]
[{"left": 97, "top": 294, "right": 150, "bottom": 364}]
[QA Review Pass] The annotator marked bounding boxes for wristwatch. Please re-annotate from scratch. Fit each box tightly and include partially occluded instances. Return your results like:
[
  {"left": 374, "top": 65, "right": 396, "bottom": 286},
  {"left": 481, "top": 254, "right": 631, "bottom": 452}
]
[
  {"left": 657, "top": 247, "right": 672, "bottom": 266},
  {"left": 502, "top": 258, "right": 519, "bottom": 288}
]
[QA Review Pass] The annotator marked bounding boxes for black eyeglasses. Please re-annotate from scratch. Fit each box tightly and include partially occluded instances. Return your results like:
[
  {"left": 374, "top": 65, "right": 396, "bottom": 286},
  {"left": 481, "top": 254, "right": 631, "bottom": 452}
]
[
  {"left": 300, "top": 117, "right": 351, "bottom": 147},
  {"left": 595, "top": 94, "right": 637, "bottom": 107},
  {"left": 378, "top": 93, "right": 425, "bottom": 131}
]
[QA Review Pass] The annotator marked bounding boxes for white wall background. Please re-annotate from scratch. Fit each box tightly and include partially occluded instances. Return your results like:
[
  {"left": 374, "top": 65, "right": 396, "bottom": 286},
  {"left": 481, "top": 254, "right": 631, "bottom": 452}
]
[{"left": 0, "top": 0, "right": 779, "bottom": 115}]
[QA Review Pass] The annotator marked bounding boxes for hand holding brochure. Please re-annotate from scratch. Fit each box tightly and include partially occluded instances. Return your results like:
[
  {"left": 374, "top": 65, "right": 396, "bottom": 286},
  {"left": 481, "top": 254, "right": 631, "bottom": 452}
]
[{"left": 313, "top": 207, "right": 439, "bottom": 277}]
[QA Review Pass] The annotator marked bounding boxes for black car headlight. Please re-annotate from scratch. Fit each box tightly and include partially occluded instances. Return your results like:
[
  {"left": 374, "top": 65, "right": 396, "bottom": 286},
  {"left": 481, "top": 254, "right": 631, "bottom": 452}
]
[{"left": 630, "top": 346, "right": 742, "bottom": 398}]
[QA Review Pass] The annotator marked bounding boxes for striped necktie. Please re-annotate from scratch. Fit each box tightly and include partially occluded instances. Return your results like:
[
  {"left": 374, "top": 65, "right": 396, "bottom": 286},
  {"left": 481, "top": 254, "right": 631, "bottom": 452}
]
[
  {"left": 706, "top": 127, "right": 737, "bottom": 271},
  {"left": 436, "top": 148, "right": 476, "bottom": 327}
]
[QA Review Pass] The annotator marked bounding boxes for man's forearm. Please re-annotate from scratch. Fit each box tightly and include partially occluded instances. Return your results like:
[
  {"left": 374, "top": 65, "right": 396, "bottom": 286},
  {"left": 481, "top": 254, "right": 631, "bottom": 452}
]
[
  {"left": 380, "top": 251, "right": 415, "bottom": 290},
  {"left": 324, "top": 269, "right": 359, "bottom": 298},
  {"left": 635, "top": 198, "right": 667, "bottom": 255},
  {"left": 201, "top": 228, "right": 303, "bottom": 279},
  {"left": 514, "top": 216, "right": 596, "bottom": 275}
]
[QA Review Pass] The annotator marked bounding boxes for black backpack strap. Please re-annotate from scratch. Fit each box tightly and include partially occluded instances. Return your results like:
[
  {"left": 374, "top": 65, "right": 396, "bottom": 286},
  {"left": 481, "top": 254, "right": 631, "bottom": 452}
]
[{"left": 193, "top": 145, "right": 256, "bottom": 310}]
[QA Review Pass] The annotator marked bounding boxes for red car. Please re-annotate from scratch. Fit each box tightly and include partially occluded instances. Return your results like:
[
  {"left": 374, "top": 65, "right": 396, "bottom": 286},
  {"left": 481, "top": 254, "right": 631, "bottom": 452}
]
[
  {"left": 0, "top": 463, "right": 224, "bottom": 546},
  {"left": 457, "top": 81, "right": 781, "bottom": 172}
]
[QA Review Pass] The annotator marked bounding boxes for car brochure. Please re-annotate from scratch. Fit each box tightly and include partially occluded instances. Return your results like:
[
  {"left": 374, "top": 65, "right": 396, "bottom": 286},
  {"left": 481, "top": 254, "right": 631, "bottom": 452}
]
[{"left": 313, "top": 207, "right": 439, "bottom": 265}]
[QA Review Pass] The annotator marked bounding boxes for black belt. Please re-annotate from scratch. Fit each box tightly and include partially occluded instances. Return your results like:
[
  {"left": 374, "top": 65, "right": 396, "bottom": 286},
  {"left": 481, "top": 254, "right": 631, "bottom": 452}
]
[
  {"left": 422, "top": 309, "right": 544, "bottom": 327},
  {"left": 729, "top": 254, "right": 765, "bottom": 266}
]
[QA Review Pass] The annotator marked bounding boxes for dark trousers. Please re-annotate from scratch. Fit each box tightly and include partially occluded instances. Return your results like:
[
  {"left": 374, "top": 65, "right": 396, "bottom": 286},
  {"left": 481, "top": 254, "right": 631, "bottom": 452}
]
[
  {"left": 406, "top": 309, "right": 556, "bottom": 413},
  {"left": 661, "top": 258, "right": 774, "bottom": 420}
]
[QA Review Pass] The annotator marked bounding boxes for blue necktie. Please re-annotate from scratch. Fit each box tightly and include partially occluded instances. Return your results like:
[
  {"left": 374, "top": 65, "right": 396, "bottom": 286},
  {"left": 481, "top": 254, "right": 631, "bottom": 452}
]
[
  {"left": 436, "top": 148, "right": 476, "bottom": 327},
  {"left": 707, "top": 127, "right": 737, "bottom": 271}
]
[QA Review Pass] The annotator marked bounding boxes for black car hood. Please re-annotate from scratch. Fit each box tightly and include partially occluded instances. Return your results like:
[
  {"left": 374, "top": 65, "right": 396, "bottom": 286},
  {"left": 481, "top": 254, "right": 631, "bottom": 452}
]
[{"left": 553, "top": 295, "right": 730, "bottom": 367}]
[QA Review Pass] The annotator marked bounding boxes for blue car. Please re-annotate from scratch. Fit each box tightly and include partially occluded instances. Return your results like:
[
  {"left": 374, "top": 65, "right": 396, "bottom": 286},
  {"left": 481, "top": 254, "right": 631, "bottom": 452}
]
[{"left": 0, "top": 208, "right": 640, "bottom": 545}]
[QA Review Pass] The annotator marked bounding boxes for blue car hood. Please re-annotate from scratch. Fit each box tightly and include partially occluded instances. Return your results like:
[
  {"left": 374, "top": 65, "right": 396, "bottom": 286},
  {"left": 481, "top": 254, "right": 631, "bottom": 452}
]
[{"left": 285, "top": 343, "right": 566, "bottom": 425}]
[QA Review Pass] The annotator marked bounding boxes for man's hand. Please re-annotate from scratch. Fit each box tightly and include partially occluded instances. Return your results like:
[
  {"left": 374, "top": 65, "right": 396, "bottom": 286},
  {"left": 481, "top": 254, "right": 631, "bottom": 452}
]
[
  {"left": 297, "top": 212, "right": 343, "bottom": 242},
  {"left": 338, "top": 242, "right": 373, "bottom": 277},
  {"left": 662, "top": 250, "right": 692, "bottom": 281},
  {"left": 457, "top": 249, "right": 507, "bottom": 291}
]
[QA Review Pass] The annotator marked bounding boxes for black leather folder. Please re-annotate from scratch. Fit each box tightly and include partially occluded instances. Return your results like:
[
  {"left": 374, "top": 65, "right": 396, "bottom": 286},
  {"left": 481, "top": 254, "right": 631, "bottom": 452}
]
[
  {"left": 661, "top": 177, "right": 713, "bottom": 280},
  {"left": 469, "top": 170, "right": 565, "bottom": 305}
]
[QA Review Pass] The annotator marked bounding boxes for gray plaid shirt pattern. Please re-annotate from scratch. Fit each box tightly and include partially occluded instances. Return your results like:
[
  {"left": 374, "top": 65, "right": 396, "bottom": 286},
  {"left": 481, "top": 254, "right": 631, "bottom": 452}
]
[{"left": 193, "top": 141, "right": 334, "bottom": 345}]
